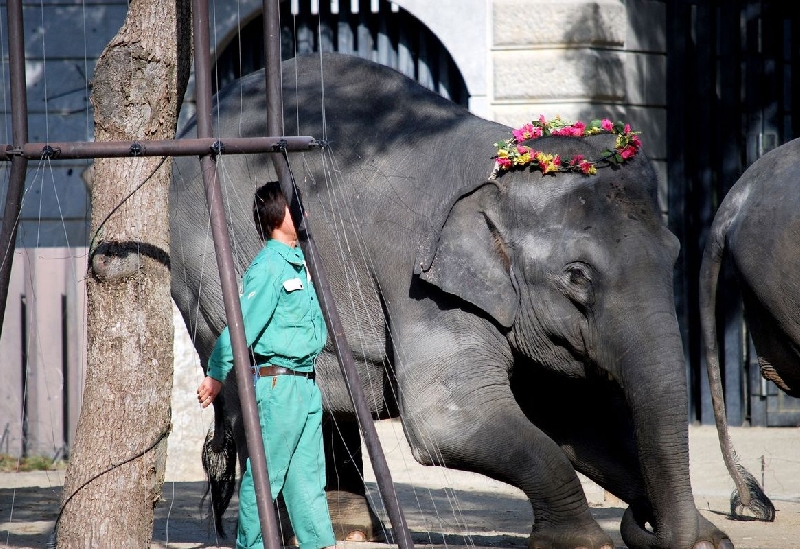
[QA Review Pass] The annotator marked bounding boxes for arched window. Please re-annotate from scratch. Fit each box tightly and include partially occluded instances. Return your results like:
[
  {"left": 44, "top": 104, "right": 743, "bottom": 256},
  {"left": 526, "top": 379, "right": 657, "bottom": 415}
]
[{"left": 212, "top": 0, "right": 468, "bottom": 106}]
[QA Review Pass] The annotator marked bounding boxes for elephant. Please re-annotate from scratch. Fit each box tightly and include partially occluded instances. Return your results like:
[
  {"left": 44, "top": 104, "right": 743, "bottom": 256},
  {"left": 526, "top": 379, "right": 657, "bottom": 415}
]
[
  {"left": 699, "top": 137, "right": 800, "bottom": 522},
  {"left": 170, "top": 52, "right": 734, "bottom": 549}
]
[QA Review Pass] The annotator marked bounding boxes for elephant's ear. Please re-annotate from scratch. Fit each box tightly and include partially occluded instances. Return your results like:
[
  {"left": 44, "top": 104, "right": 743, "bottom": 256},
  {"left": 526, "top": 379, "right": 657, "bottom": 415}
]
[{"left": 415, "top": 182, "right": 518, "bottom": 328}]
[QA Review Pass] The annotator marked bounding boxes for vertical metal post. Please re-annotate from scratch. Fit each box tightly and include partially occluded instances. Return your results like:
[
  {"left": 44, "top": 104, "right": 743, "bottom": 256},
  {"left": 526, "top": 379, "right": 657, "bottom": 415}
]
[
  {"left": 0, "top": 0, "right": 30, "bottom": 341},
  {"left": 262, "top": 2, "right": 414, "bottom": 548},
  {"left": 192, "top": 1, "right": 281, "bottom": 548}
]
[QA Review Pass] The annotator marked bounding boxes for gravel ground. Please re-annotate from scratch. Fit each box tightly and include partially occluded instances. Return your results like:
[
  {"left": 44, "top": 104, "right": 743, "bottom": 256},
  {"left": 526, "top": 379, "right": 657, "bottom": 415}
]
[{"left": 2, "top": 421, "right": 799, "bottom": 549}]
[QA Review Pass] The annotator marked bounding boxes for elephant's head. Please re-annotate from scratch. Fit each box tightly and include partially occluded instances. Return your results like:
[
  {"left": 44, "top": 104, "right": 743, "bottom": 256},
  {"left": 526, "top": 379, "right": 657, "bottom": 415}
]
[{"left": 417, "top": 133, "right": 700, "bottom": 548}]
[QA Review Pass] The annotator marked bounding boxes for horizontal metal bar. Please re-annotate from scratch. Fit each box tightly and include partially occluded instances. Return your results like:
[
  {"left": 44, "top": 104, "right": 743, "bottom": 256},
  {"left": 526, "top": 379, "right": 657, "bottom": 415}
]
[{"left": 0, "top": 135, "right": 321, "bottom": 160}]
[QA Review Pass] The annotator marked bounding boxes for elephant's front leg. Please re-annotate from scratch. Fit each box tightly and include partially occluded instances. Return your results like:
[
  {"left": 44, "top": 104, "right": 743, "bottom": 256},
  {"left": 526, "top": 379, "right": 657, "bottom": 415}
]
[
  {"left": 521, "top": 369, "right": 734, "bottom": 549},
  {"left": 394, "top": 330, "right": 613, "bottom": 549}
]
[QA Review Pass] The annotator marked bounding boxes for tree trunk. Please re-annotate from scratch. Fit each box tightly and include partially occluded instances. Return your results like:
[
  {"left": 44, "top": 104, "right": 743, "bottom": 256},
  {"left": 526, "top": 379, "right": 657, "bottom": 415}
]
[{"left": 57, "top": 1, "right": 191, "bottom": 546}]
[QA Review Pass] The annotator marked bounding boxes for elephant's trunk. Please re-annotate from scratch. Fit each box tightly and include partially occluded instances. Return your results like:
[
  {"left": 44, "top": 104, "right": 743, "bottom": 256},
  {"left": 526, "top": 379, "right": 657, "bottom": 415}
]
[{"left": 611, "top": 307, "right": 699, "bottom": 549}]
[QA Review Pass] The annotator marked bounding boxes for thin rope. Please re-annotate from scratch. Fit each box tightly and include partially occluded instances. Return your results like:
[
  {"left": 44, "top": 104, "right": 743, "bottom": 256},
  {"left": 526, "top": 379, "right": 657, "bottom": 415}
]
[{"left": 38, "top": 0, "right": 50, "bottom": 141}]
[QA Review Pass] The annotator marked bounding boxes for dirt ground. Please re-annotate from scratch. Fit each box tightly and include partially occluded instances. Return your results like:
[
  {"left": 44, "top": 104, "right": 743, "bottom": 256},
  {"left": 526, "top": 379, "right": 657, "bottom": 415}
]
[{"left": 2, "top": 420, "right": 799, "bottom": 549}]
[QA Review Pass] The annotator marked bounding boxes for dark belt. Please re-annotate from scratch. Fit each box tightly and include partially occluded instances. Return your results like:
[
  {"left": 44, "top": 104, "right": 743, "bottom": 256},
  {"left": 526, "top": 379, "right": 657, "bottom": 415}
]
[{"left": 251, "top": 364, "right": 315, "bottom": 380}]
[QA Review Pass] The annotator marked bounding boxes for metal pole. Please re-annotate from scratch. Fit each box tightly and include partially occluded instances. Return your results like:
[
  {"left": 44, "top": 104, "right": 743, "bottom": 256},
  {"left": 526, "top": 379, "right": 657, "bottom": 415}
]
[
  {"left": 192, "top": 1, "right": 281, "bottom": 548},
  {"left": 0, "top": 0, "right": 29, "bottom": 341},
  {"left": 263, "top": 2, "right": 414, "bottom": 547},
  {"left": 0, "top": 136, "right": 319, "bottom": 161}
]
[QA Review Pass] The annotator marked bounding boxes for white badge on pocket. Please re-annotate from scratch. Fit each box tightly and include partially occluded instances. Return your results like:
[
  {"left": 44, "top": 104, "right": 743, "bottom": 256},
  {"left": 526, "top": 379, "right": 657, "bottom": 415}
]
[{"left": 283, "top": 277, "right": 304, "bottom": 292}]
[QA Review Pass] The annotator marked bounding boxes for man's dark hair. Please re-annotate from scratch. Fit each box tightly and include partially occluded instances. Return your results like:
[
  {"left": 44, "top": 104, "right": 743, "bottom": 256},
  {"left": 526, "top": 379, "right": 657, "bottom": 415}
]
[{"left": 253, "top": 181, "right": 289, "bottom": 240}]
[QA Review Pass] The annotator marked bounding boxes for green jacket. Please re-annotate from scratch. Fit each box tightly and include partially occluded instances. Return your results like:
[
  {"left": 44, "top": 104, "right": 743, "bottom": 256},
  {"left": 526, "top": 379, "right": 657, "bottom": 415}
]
[{"left": 207, "top": 239, "right": 327, "bottom": 381}]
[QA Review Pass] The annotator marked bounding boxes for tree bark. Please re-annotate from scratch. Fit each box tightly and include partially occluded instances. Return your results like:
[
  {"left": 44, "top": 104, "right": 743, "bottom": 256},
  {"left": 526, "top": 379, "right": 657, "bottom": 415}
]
[{"left": 57, "top": 1, "right": 191, "bottom": 546}]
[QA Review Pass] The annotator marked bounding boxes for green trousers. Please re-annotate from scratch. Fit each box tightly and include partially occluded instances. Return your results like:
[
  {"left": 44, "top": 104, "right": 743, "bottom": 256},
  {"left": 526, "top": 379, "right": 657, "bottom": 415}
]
[{"left": 236, "top": 375, "right": 336, "bottom": 549}]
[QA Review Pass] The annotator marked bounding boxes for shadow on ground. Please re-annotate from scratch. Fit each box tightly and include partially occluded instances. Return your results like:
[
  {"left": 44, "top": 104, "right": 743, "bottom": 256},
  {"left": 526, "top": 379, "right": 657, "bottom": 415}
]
[{"left": 2, "top": 480, "right": 614, "bottom": 548}]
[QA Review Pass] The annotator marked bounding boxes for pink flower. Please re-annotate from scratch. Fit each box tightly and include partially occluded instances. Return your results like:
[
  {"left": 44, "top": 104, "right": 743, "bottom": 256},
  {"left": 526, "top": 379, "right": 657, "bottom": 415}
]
[
  {"left": 631, "top": 135, "right": 642, "bottom": 149},
  {"left": 624, "top": 124, "right": 631, "bottom": 134},
  {"left": 552, "top": 125, "right": 581, "bottom": 137},
  {"left": 570, "top": 154, "right": 585, "bottom": 164},
  {"left": 601, "top": 118, "right": 613, "bottom": 132},
  {"left": 513, "top": 123, "right": 535, "bottom": 141},
  {"left": 497, "top": 157, "right": 512, "bottom": 169},
  {"left": 620, "top": 145, "right": 637, "bottom": 159}
]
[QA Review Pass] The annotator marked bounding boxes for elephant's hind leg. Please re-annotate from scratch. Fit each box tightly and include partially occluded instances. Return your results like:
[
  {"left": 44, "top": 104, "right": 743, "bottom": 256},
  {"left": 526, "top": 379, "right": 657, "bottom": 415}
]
[{"left": 324, "top": 416, "right": 384, "bottom": 542}]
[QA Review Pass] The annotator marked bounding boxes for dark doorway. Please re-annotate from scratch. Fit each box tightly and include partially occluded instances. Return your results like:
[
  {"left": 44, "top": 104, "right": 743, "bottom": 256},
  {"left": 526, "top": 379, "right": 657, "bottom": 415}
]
[{"left": 667, "top": 0, "right": 800, "bottom": 426}]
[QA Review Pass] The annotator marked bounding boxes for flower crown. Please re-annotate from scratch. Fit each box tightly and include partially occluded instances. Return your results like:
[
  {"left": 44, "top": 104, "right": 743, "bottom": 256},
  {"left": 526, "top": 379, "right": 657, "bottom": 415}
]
[{"left": 490, "top": 115, "right": 642, "bottom": 179}]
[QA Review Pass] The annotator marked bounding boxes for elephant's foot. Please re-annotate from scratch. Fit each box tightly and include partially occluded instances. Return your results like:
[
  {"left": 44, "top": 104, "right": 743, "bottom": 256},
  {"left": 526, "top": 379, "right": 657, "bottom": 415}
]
[
  {"left": 276, "top": 490, "right": 383, "bottom": 544},
  {"left": 529, "top": 521, "right": 614, "bottom": 549},
  {"left": 696, "top": 515, "right": 735, "bottom": 549},
  {"left": 327, "top": 489, "right": 385, "bottom": 542},
  {"left": 620, "top": 507, "right": 735, "bottom": 549}
]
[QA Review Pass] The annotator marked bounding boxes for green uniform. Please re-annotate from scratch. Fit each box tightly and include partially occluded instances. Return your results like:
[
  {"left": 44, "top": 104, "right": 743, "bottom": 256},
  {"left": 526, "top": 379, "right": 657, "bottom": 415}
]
[{"left": 208, "top": 239, "right": 335, "bottom": 549}]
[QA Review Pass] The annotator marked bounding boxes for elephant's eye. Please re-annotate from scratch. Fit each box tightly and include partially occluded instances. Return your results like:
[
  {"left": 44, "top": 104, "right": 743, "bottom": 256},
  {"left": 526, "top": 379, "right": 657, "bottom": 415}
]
[
  {"left": 566, "top": 263, "right": 591, "bottom": 287},
  {"left": 561, "top": 262, "right": 594, "bottom": 309}
]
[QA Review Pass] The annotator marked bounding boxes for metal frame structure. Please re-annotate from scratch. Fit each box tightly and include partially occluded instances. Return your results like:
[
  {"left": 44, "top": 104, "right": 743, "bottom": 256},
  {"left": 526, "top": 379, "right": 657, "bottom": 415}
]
[{"left": 0, "top": 1, "right": 413, "bottom": 547}]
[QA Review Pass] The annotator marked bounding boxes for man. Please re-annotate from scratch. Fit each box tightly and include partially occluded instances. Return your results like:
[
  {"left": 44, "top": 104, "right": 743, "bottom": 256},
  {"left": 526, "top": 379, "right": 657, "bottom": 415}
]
[{"left": 196, "top": 181, "right": 336, "bottom": 549}]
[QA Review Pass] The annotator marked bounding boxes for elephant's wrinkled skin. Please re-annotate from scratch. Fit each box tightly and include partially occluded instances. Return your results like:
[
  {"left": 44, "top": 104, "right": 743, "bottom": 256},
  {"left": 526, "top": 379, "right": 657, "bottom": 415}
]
[
  {"left": 171, "top": 53, "right": 732, "bottom": 549},
  {"left": 700, "top": 137, "right": 800, "bottom": 521}
]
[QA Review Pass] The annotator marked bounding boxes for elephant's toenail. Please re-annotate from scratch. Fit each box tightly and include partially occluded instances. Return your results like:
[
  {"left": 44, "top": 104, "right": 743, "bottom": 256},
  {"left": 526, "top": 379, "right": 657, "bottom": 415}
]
[
  {"left": 345, "top": 530, "right": 368, "bottom": 542},
  {"left": 719, "top": 540, "right": 735, "bottom": 549},
  {"left": 693, "top": 542, "right": 714, "bottom": 549}
]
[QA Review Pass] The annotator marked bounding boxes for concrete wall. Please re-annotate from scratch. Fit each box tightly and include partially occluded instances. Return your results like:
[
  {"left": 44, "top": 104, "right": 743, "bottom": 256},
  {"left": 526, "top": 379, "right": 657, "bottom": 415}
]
[{"left": 0, "top": 248, "right": 86, "bottom": 458}]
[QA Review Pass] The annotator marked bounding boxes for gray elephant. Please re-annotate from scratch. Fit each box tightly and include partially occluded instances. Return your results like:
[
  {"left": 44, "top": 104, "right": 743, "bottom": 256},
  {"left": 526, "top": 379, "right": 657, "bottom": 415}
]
[
  {"left": 171, "top": 53, "right": 733, "bottom": 549},
  {"left": 699, "top": 137, "right": 800, "bottom": 522}
]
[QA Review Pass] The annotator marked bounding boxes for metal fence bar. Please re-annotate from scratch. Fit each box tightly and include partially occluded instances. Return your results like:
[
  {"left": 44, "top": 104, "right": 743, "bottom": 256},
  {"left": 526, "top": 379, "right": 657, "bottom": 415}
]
[
  {"left": 0, "top": 136, "right": 319, "bottom": 161},
  {"left": 0, "top": 0, "right": 30, "bottom": 342},
  {"left": 192, "top": 0, "right": 282, "bottom": 547}
]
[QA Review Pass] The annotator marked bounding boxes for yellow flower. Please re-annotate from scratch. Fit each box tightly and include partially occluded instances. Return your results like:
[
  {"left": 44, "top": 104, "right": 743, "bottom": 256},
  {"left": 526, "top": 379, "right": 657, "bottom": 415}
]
[
  {"left": 535, "top": 152, "right": 557, "bottom": 173},
  {"left": 515, "top": 152, "right": 532, "bottom": 166}
]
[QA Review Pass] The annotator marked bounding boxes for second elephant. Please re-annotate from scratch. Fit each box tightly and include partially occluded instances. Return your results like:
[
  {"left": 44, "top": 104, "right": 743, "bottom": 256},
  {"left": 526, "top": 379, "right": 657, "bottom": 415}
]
[{"left": 700, "top": 137, "right": 800, "bottom": 522}]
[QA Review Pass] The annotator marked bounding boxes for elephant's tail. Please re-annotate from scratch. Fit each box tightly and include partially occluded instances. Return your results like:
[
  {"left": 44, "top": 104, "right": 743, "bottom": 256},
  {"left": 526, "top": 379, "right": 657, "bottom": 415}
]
[
  {"left": 200, "top": 410, "right": 238, "bottom": 537},
  {"left": 699, "top": 193, "right": 775, "bottom": 521},
  {"left": 731, "top": 461, "right": 775, "bottom": 521}
]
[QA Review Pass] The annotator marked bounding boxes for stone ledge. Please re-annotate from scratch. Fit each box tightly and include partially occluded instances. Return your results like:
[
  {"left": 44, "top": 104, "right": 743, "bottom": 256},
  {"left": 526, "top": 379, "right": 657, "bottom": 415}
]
[
  {"left": 493, "top": 49, "right": 625, "bottom": 101},
  {"left": 493, "top": 0, "right": 626, "bottom": 48}
]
